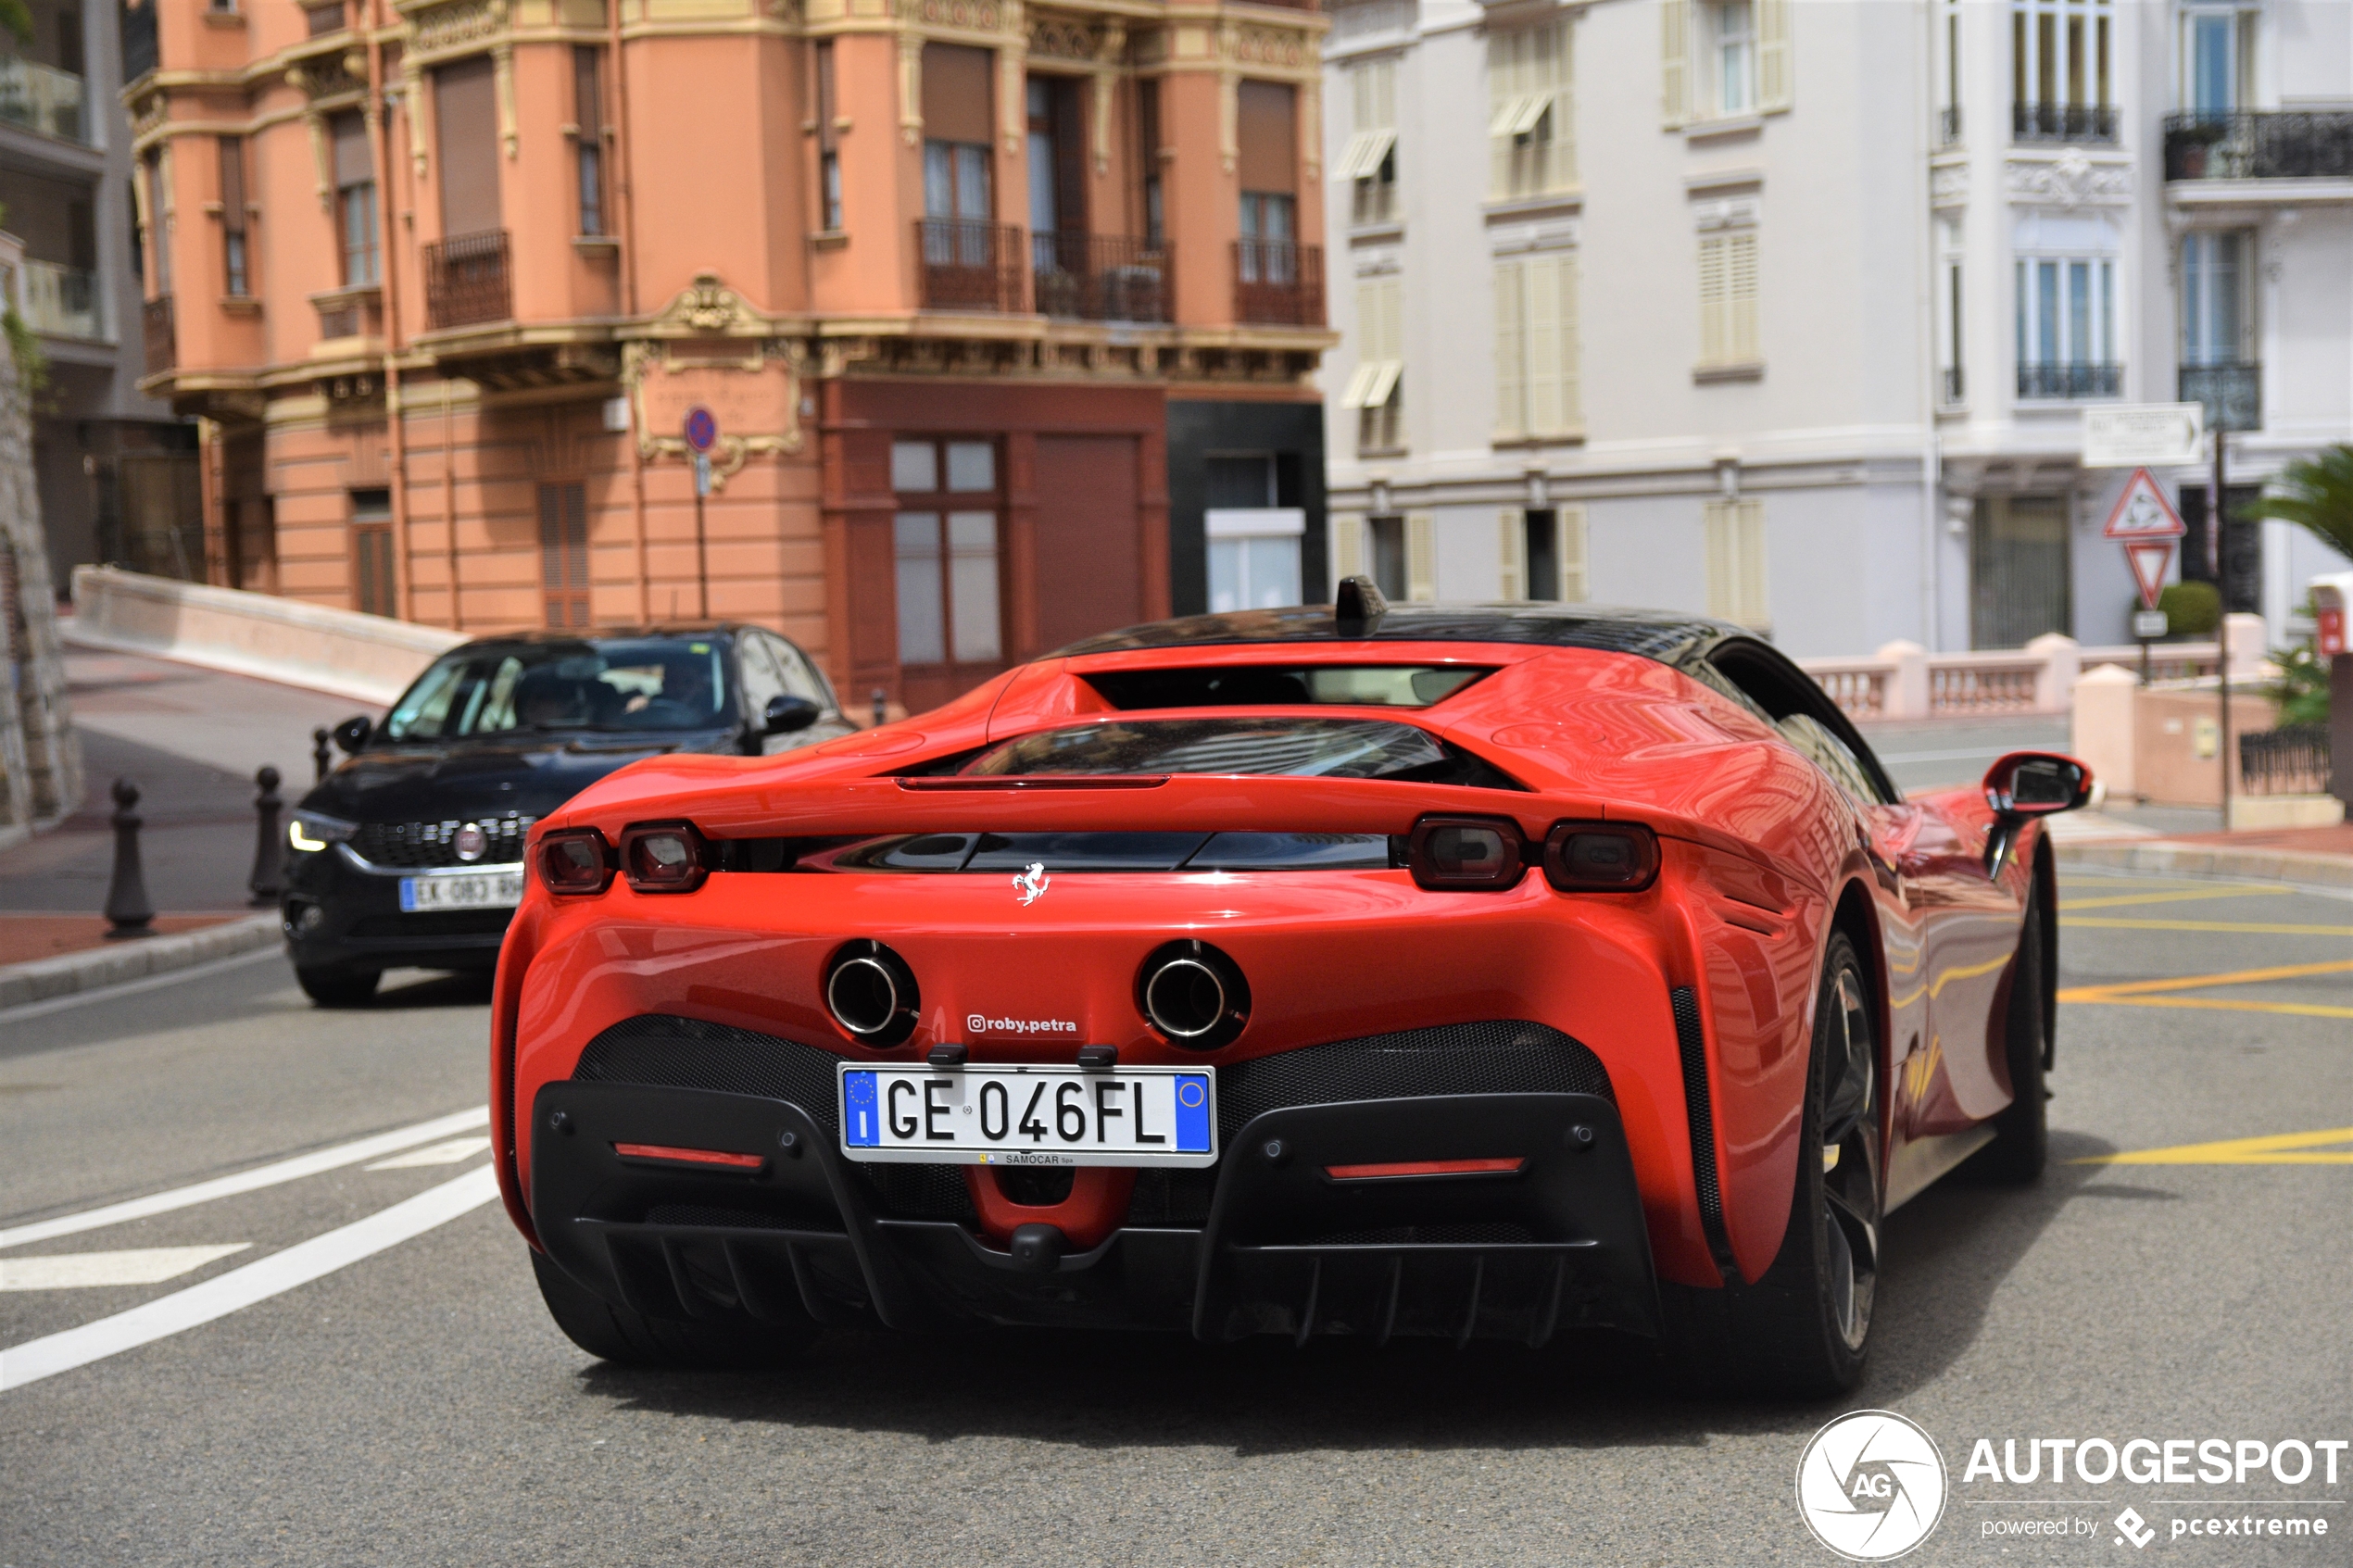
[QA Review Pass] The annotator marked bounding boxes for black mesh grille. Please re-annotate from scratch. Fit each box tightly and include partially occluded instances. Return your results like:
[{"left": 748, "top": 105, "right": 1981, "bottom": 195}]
[
  {"left": 1670, "top": 985, "right": 1733, "bottom": 1273},
  {"left": 1307, "top": 1223, "right": 1534, "bottom": 1246},
  {"left": 348, "top": 909, "right": 512, "bottom": 940},
  {"left": 1126, "top": 1168, "right": 1216, "bottom": 1226},
  {"left": 862, "top": 1162, "right": 980, "bottom": 1222},
  {"left": 573, "top": 1014, "right": 845, "bottom": 1135},
  {"left": 644, "top": 1204, "right": 837, "bottom": 1233},
  {"left": 354, "top": 813, "right": 534, "bottom": 870},
  {"left": 1217, "top": 1021, "right": 1611, "bottom": 1140}
]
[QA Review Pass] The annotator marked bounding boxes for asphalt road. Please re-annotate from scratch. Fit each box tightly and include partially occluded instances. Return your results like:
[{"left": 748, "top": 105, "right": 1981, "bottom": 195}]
[{"left": 1, "top": 863, "right": 2347, "bottom": 1567}]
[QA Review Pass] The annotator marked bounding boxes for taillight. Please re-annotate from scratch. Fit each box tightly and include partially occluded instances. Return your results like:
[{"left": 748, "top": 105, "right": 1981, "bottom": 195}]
[
  {"left": 536, "top": 829, "right": 613, "bottom": 896},
  {"left": 1542, "top": 822, "right": 1660, "bottom": 892},
  {"left": 620, "top": 822, "right": 709, "bottom": 893},
  {"left": 1405, "top": 815, "right": 1526, "bottom": 891}
]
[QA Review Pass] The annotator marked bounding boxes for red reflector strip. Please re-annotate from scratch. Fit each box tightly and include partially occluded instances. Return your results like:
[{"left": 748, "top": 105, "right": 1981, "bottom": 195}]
[
  {"left": 1324, "top": 1158, "right": 1527, "bottom": 1181},
  {"left": 612, "top": 1142, "right": 765, "bottom": 1171}
]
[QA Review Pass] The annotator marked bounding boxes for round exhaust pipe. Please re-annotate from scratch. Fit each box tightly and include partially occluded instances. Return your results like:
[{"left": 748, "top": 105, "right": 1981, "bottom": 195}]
[
  {"left": 1137, "top": 940, "right": 1249, "bottom": 1049},
  {"left": 825, "top": 940, "right": 919, "bottom": 1047}
]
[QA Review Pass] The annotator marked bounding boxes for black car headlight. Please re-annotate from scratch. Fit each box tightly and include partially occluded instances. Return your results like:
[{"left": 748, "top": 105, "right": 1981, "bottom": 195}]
[{"left": 288, "top": 809, "right": 359, "bottom": 853}]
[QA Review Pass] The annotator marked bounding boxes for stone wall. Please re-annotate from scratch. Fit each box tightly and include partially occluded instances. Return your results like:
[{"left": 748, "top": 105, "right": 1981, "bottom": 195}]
[{"left": 0, "top": 335, "right": 82, "bottom": 850}]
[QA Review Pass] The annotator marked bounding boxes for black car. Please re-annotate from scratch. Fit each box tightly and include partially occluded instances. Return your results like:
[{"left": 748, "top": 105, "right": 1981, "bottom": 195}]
[{"left": 282, "top": 625, "right": 847, "bottom": 1006}]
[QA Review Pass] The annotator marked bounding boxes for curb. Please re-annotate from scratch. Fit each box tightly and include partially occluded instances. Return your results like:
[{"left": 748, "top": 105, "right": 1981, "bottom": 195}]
[
  {"left": 2057, "top": 839, "right": 2353, "bottom": 891},
  {"left": 0, "top": 913, "right": 284, "bottom": 1011}
]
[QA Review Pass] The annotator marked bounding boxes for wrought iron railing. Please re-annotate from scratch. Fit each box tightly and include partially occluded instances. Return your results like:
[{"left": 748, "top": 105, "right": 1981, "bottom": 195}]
[
  {"left": 2240, "top": 725, "right": 2329, "bottom": 796},
  {"left": 2180, "top": 361, "right": 2261, "bottom": 433},
  {"left": 2017, "top": 361, "right": 2120, "bottom": 399},
  {"left": 422, "top": 229, "right": 512, "bottom": 330},
  {"left": 2163, "top": 111, "right": 2353, "bottom": 182},
  {"left": 19, "top": 260, "right": 106, "bottom": 341},
  {"left": 1029, "top": 232, "right": 1171, "bottom": 323},
  {"left": 2011, "top": 101, "right": 2119, "bottom": 143},
  {"left": 142, "top": 295, "right": 174, "bottom": 373},
  {"left": 917, "top": 219, "right": 1026, "bottom": 313},
  {"left": 1233, "top": 240, "right": 1324, "bottom": 328}
]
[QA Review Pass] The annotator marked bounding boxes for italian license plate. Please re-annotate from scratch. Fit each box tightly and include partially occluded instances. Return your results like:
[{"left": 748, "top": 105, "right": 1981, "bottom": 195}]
[
  {"left": 397, "top": 870, "right": 523, "bottom": 911},
  {"left": 839, "top": 1064, "right": 1216, "bottom": 1168}
]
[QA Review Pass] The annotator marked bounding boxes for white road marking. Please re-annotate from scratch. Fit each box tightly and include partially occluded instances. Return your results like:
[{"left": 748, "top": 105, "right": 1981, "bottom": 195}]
[
  {"left": 363, "top": 1135, "right": 492, "bottom": 1171},
  {"left": 0, "top": 1166, "right": 499, "bottom": 1393},
  {"left": 0, "top": 1245, "right": 253, "bottom": 1291},
  {"left": 0, "top": 1106, "right": 489, "bottom": 1251},
  {"left": 0, "top": 946, "right": 283, "bottom": 1025}
]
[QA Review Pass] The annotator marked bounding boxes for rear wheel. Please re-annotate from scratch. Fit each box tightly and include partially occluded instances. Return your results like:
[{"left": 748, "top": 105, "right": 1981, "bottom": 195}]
[
  {"left": 1974, "top": 887, "right": 2049, "bottom": 1184},
  {"left": 295, "top": 964, "right": 379, "bottom": 1008},
  {"left": 529, "top": 1249, "right": 811, "bottom": 1369},
  {"left": 1663, "top": 933, "right": 1881, "bottom": 1398}
]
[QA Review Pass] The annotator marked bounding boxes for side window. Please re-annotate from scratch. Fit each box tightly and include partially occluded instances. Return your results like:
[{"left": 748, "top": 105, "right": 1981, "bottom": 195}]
[
  {"left": 763, "top": 633, "right": 837, "bottom": 709},
  {"left": 736, "top": 635, "right": 786, "bottom": 722},
  {"left": 1704, "top": 639, "right": 1898, "bottom": 806},
  {"left": 1774, "top": 713, "right": 1881, "bottom": 809}
]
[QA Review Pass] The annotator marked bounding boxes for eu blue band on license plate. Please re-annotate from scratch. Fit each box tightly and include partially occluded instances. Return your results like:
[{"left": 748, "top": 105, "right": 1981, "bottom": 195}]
[{"left": 837, "top": 1063, "right": 1216, "bottom": 1168}]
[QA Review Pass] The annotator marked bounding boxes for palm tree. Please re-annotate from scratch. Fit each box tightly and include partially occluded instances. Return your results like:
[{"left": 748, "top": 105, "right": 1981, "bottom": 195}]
[
  {"left": 0, "top": 0, "right": 31, "bottom": 47},
  {"left": 2242, "top": 444, "right": 2353, "bottom": 562}
]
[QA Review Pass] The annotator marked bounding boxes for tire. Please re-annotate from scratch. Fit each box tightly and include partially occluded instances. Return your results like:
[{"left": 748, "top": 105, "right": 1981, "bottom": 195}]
[
  {"left": 529, "top": 1248, "right": 812, "bottom": 1369},
  {"left": 295, "top": 964, "right": 380, "bottom": 1008},
  {"left": 1974, "top": 886, "right": 2049, "bottom": 1184},
  {"left": 1661, "top": 932, "right": 1882, "bottom": 1398}
]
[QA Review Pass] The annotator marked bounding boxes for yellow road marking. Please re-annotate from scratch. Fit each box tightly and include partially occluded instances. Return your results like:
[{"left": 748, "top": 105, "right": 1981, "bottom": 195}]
[
  {"left": 2074, "top": 1127, "right": 2353, "bottom": 1165},
  {"left": 2058, "top": 959, "right": 2353, "bottom": 1019},
  {"left": 2064, "top": 995, "right": 2353, "bottom": 1020},
  {"left": 2057, "top": 886, "right": 2287, "bottom": 912},
  {"left": 2063, "top": 917, "right": 2353, "bottom": 936}
]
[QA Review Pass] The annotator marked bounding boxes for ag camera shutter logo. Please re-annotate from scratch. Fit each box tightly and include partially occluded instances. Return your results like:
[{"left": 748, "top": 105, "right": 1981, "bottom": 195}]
[{"left": 1795, "top": 1410, "right": 1948, "bottom": 1562}]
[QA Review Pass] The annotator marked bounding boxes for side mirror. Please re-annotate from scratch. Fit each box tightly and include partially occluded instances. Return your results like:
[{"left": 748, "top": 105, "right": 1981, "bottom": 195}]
[
  {"left": 761, "top": 695, "right": 823, "bottom": 735},
  {"left": 333, "top": 715, "right": 374, "bottom": 755},
  {"left": 1982, "top": 751, "right": 2093, "bottom": 877}
]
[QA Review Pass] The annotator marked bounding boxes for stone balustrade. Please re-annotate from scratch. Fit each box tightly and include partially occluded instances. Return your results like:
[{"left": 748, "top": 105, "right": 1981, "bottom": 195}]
[{"left": 1796, "top": 619, "right": 2265, "bottom": 723}]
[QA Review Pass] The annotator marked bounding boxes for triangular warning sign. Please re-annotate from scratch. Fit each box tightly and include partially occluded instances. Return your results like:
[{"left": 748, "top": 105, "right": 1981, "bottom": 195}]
[
  {"left": 2103, "top": 468, "right": 2187, "bottom": 540},
  {"left": 2125, "top": 540, "right": 2174, "bottom": 609}
]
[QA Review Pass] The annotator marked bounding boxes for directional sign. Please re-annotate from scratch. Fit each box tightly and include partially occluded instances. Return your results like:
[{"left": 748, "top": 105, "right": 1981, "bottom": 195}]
[
  {"left": 2102, "top": 469, "right": 2187, "bottom": 541},
  {"left": 684, "top": 406, "right": 718, "bottom": 455},
  {"left": 2084, "top": 404, "right": 2203, "bottom": 469},
  {"left": 2125, "top": 541, "right": 2175, "bottom": 612}
]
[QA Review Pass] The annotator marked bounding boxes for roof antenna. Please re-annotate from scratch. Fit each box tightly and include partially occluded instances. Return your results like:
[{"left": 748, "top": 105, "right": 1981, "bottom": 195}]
[{"left": 1334, "top": 573, "right": 1388, "bottom": 633}]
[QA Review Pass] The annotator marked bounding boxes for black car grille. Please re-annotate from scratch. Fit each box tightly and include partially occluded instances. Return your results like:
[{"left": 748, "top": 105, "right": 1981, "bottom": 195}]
[
  {"left": 354, "top": 813, "right": 535, "bottom": 870},
  {"left": 570, "top": 1015, "right": 1612, "bottom": 1229},
  {"left": 348, "top": 910, "right": 514, "bottom": 940}
]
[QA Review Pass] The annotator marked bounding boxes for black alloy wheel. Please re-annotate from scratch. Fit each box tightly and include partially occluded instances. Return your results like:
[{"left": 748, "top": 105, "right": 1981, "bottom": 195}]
[{"left": 295, "top": 964, "right": 381, "bottom": 1009}]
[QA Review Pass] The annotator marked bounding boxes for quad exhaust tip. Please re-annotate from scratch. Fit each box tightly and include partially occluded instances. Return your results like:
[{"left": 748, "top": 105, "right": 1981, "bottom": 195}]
[
  {"left": 825, "top": 941, "right": 919, "bottom": 1046},
  {"left": 1138, "top": 940, "right": 1250, "bottom": 1049}
]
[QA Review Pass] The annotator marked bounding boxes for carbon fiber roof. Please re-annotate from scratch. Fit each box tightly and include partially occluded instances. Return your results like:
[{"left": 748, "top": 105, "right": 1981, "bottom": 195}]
[{"left": 1051, "top": 602, "right": 1738, "bottom": 663}]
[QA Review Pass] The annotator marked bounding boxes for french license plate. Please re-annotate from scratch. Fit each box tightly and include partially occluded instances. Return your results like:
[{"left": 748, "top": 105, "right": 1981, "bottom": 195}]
[
  {"left": 839, "top": 1064, "right": 1216, "bottom": 1168},
  {"left": 397, "top": 870, "right": 523, "bottom": 912}
]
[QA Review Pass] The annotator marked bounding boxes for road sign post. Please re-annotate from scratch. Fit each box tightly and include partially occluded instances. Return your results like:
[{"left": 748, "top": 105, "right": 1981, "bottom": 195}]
[
  {"left": 685, "top": 408, "right": 717, "bottom": 619},
  {"left": 2102, "top": 470, "right": 2187, "bottom": 692}
]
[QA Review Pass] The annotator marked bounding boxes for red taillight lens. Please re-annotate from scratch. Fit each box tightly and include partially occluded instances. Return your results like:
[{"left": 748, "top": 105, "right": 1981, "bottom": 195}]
[
  {"left": 613, "top": 1142, "right": 764, "bottom": 1171},
  {"left": 1326, "top": 1158, "right": 1526, "bottom": 1181},
  {"left": 1542, "top": 822, "right": 1660, "bottom": 892},
  {"left": 620, "top": 822, "right": 709, "bottom": 893},
  {"left": 537, "top": 829, "right": 612, "bottom": 896},
  {"left": 1406, "top": 815, "right": 1526, "bottom": 890}
]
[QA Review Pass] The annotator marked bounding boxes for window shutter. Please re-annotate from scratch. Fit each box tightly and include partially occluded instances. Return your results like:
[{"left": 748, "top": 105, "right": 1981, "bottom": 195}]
[
  {"left": 1661, "top": 0, "right": 1690, "bottom": 129},
  {"left": 1704, "top": 499, "right": 1768, "bottom": 627},
  {"left": 1703, "top": 499, "right": 1734, "bottom": 621},
  {"left": 1547, "top": 22, "right": 1575, "bottom": 191},
  {"left": 1757, "top": 0, "right": 1793, "bottom": 112},
  {"left": 1487, "top": 35, "right": 1514, "bottom": 196},
  {"left": 1405, "top": 511, "right": 1436, "bottom": 601},
  {"left": 1333, "top": 513, "right": 1362, "bottom": 583},
  {"left": 1556, "top": 249, "right": 1582, "bottom": 430},
  {"left": 1737, "top": 498, "right": 1768, "bottom": 627},
  {"left": 1493, "top": 259, "right": 1525, "bottom": 439},
  {"left": 1526, "top": 256, "right": 1562, "bottom": 436},
  {"left": 1728, "top": 232, "right": 1759, "bottom": 362},
  {"left": 1498, "top": 508, "right": 1525, "bottom": 599},
  {"left": 1697, "top": 236, "right": 1728, "bottom": 366},
  {"left": 1558, "top": 503, "right": 1589, "bottom": 602}
]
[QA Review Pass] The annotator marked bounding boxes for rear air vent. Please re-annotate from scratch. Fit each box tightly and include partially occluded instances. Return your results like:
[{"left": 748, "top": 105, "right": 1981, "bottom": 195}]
[{"left": 1670, "top": 985, "right": 1738, "bottom": 1281}]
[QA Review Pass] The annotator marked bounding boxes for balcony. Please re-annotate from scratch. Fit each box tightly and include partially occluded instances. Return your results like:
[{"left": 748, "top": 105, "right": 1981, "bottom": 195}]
[
  {"left": 2163, "top": 112, "right": 2353, "bottom": 182},
  {"left": 2180, "top": 361, "right": 2261, "bottom": 433},
  {"left": 1233, "top": 240, "right": 1324, "bottom": 328},
  {"left": 19, "top": 259, "right": 107, "bottom": 340},
  {"left": 0, "top": 57, "right": 85, "bottom": 142},
  {"left": 2017, "top": 362, "right": 2120, "bottom": 400},
  {"left": 143, "top": 295, "right": 174, "bottom": 372},
  {"left": 917, "top": 220, "right": 1026, "bottom": 314},
  {"left": 1030, "top": 232, "right": 1171, "bottom": 324},
  {"left": 310, "top": 282, "right": 384, "bottom": 343},
  {"left": 423, "top": 230, "right": 511, "bottom": 331},
  {"left": 2011, "top": 102, "right": 2118, "bottom": 144}
]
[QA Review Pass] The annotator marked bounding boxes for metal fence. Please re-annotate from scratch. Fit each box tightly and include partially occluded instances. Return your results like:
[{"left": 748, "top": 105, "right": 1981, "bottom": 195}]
[
  {"left": 2239, "top": 726, "right": 2331, "bottom": 797},
  {"left": 423, "top": 229, "right": 512, "bottom": 331},
  {"left": 2164, "top": 111, "right": 2353, "bottom": 182}
]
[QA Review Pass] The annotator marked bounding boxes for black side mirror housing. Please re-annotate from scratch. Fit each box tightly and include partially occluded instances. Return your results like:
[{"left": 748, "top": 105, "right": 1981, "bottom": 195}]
[
  {"left": 333, "top": 715, "right": 374, "bottom": 755},
  {"left": 761, "top": 695, "right": 823, "bottom": 735}
]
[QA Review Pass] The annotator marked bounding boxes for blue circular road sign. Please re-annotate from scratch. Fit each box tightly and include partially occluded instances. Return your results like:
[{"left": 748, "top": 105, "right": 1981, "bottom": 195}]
[{"left": 684, "top": 406, "right": 718, "bottom": 454}]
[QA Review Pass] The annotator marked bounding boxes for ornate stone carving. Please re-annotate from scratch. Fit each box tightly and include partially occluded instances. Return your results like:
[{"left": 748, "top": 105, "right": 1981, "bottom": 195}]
[
  {"left": 900, "top": 0, "right": 1002, "bottom": 31},
  {"left": 2006, "top": 148, "right": 2132, "bottom": 208},
  {"left": 648, "top": 272, "right": 765, "bottom": 337},
  {"left": 408, "top": 0, "right": 507, "bottom": 57},
  {"left": 1930, "top": 162, "right": 1969, "bottom": 206},
  {"left": 286, "top": 54, "right": 365, "bottom": 100},
  {"left": 1027, "top": 13, "right": 1096, "bottom": 59},
  {"left": 1227, "top": 25, "right": 1307, "bottom": 69}
]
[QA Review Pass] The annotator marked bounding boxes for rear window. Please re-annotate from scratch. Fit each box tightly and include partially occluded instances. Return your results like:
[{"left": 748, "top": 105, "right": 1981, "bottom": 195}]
[
  {"left": 958, "top": 718, "right": 1520, "bottom": 789},
  {"left": 1081, "top": 665, "right": 1488, "bottom": 710}
]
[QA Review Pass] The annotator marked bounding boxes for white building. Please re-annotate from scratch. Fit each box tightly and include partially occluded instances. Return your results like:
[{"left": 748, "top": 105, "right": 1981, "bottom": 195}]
[{"left": 1320, "top": 0, "right": 2351, "bottom": 657}]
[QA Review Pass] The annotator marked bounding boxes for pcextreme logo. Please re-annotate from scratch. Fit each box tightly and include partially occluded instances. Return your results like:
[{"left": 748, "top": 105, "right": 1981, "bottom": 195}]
[{"left": 1796, "top": 1410, "right": 1950, "bottom": 1562}]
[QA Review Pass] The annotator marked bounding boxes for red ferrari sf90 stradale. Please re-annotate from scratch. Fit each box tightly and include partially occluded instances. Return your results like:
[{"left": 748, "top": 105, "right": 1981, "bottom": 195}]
[{"left": 493, "top": 579, "right": 2091, "bottom": 1395}]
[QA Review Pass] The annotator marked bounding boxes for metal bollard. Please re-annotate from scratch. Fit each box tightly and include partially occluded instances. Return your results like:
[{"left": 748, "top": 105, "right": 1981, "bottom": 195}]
[
  {"left": 103, "top": 778, "right": 156, "bottom": 938},
  {"left": 871, "top": 687, "right": 888, "bottom": 728},
  {"left": 313, "top": 726, "right": 333, "bottom": 783},
  {"left": 249, "top": 765, "right": 284, "bottom": 907}
]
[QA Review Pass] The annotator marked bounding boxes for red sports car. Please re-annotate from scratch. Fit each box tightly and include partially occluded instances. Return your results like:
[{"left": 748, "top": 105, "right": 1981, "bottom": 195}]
[{"left": 493, "top": 580, "right": 2091, "bottom": 1394}]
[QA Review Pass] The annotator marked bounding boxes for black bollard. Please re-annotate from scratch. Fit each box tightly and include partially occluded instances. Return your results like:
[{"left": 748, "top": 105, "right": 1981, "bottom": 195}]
[
  {"left": 312, "top": 726, "right": 333, "bottom": 783},
  {"left": 871, "top": 687, "right": 888, "bottom": 728},
  {"left": 249, "top": 765, "right": 284, "bottom": 907},
  {"left": 103, "top": 778, "right": 156, "bottom": 938}
]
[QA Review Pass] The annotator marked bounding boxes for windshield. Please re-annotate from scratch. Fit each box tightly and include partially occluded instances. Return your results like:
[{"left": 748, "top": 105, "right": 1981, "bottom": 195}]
[
  {"left": 384, "top": 637, "right": 734, "bottom": 741},
  {"left": 957, "top": 718, "right": 1520, "bottom": 788}
]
